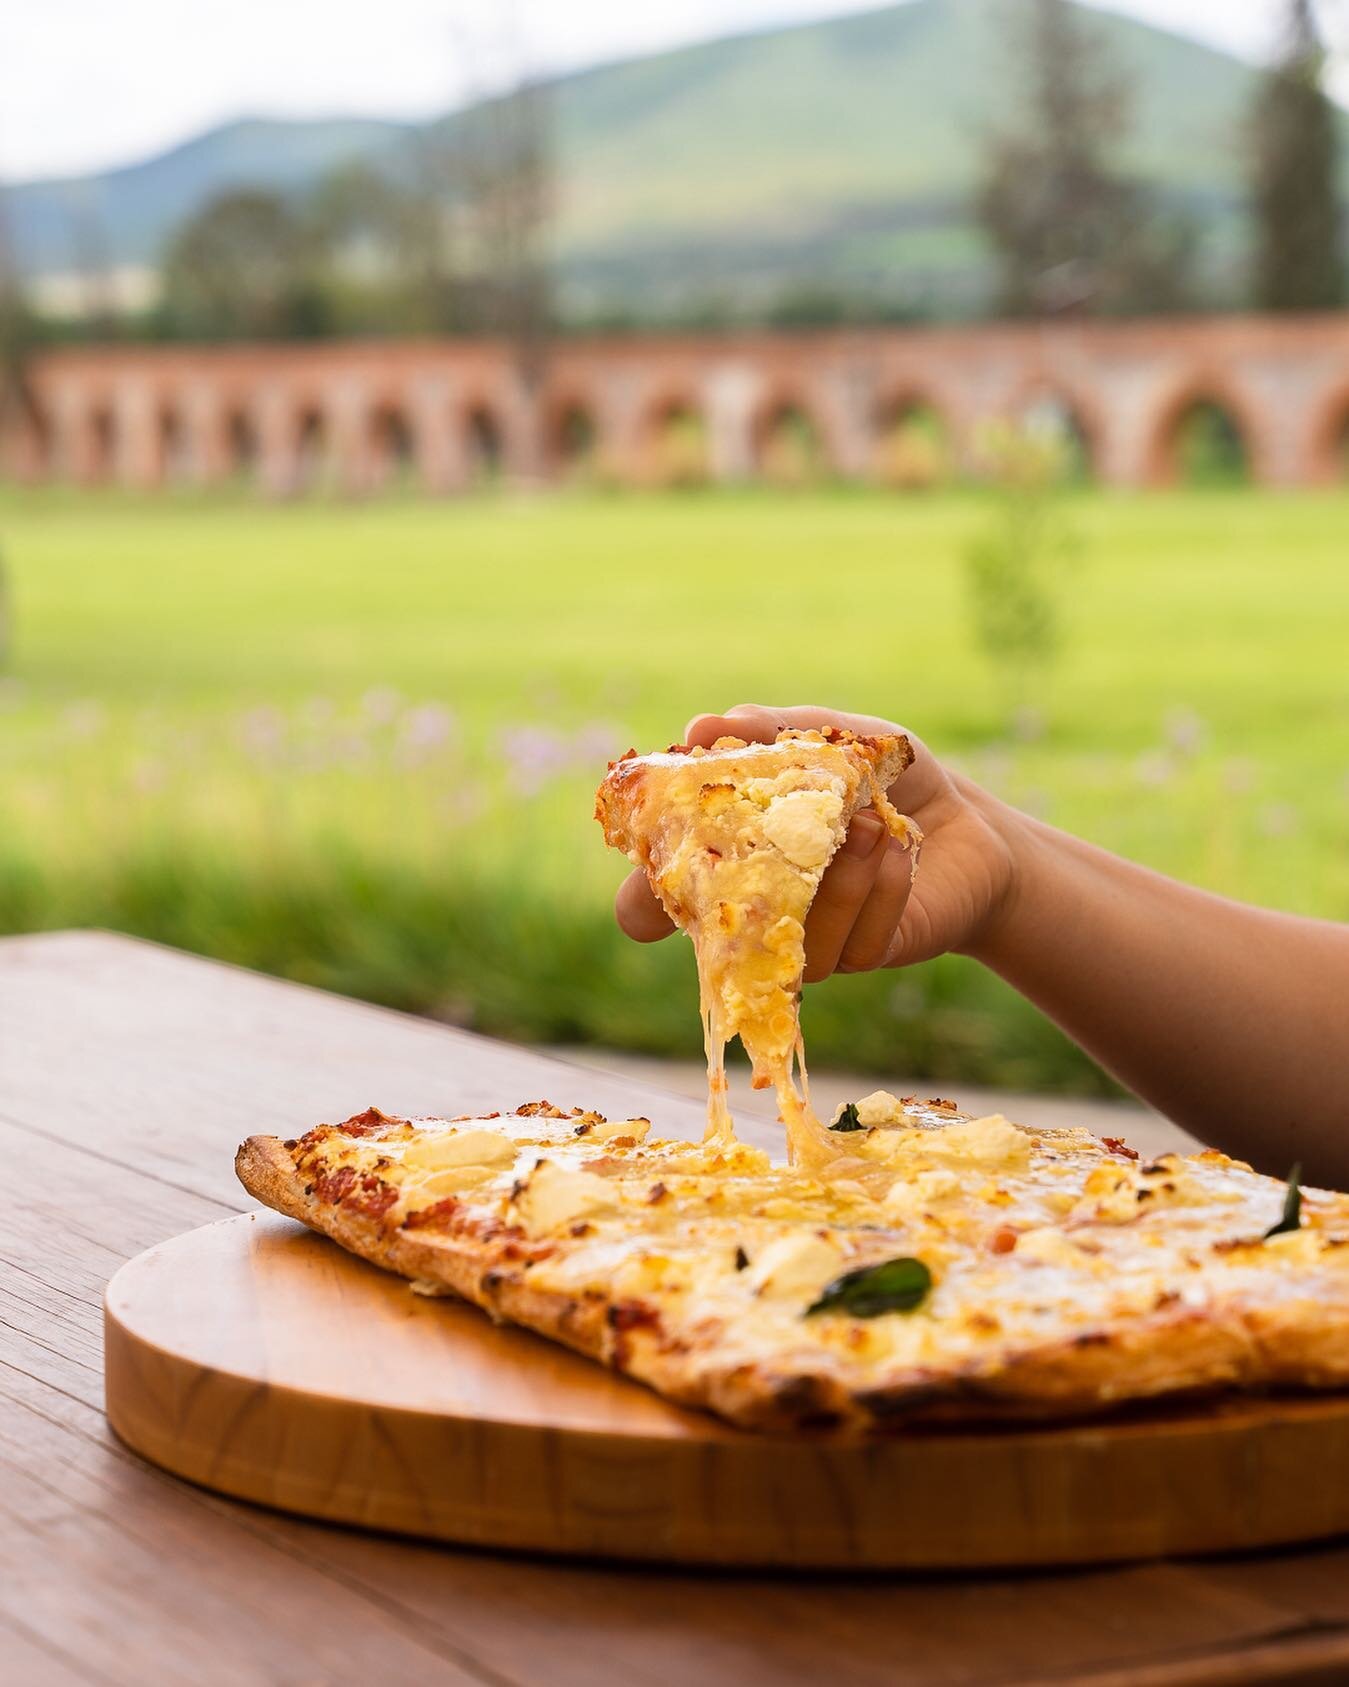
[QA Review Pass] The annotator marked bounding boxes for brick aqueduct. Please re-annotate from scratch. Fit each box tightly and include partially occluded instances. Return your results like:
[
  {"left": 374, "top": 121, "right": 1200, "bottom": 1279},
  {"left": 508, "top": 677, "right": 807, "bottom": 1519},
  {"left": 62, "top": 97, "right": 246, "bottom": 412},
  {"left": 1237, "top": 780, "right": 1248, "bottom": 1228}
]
[{"left": 7, "top": 314, "right": 1349, "bottom": 493}]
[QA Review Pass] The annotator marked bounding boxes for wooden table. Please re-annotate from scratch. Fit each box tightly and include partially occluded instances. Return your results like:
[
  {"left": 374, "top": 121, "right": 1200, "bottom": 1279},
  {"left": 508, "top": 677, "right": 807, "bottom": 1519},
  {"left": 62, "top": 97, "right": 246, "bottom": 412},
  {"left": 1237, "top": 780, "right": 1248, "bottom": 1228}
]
[{"left": 7, "top": 930, "right": 1349, "bottom": 1687}]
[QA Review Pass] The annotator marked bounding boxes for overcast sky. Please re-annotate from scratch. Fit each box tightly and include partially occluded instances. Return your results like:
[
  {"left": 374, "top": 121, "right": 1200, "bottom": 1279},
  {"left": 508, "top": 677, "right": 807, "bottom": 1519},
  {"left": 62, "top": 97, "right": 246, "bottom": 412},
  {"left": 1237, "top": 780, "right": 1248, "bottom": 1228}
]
[{"left": 2, "top": 0, "right": 1345, "bottom": 181}]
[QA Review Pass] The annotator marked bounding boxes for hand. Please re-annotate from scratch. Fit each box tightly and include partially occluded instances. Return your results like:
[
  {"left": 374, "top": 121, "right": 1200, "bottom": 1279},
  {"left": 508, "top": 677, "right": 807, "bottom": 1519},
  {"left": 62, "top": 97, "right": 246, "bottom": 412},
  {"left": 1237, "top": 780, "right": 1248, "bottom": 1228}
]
[{"left": 614, "top": 703, "right": 1021, "bottom": 980}]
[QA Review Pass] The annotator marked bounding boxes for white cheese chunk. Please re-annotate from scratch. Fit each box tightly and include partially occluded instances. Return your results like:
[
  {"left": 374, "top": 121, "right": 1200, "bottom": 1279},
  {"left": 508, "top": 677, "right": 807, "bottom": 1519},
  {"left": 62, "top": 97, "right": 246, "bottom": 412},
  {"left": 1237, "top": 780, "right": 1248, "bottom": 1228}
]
[
  {"left": 760, "top": 789, "right": 845, "bottom": 869},
  {"left": 402, "top": 1128, "right": 518, "bottom": 1174},
  {"left": 834, "top": 1089, "right": 911, "bottom": 1129},
  {"left": 744, "top": 1231, "right": 841, "bottom": 1298},
  {"left": 513, "top": 1160, "right": 616, "bottom": 1234},
  {"left": 411, "top": 1165, "right": 495, "bottom": 1199},
  {"left": 931, "top": 1114, "right": 1032, "bottom": 1168}
]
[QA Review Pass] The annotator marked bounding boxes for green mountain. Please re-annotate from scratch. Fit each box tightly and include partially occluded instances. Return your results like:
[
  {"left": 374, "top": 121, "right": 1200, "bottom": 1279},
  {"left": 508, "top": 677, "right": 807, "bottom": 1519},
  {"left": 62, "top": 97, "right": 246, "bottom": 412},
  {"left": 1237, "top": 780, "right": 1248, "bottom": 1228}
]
[
  {"left": 7, "top": 117, "right": 412, "bottom": 283},
  {"left": 8, "top": 0, "right": 1346, "bottom": 320}
]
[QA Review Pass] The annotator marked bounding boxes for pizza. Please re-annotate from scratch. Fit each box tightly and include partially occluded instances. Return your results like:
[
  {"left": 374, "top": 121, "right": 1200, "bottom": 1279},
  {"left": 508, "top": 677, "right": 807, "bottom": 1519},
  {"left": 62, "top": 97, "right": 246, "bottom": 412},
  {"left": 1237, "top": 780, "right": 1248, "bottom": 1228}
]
[
  {"left": 595, "top": 727, "right": 918, "bottom": 1168},
  {"left": 236, "top": 1096, "right": 1349, "bottom": 1433},
  {"left": 234, "top": 725, "right": 1349, "bottom": 1433}
]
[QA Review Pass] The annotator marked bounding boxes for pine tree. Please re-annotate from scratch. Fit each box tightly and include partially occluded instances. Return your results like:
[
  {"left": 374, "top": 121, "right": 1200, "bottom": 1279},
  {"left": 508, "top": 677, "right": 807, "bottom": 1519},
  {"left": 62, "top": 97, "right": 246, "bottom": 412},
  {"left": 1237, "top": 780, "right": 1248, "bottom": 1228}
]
[
  {"left": 977, "top": 0, "right": 1191, "bottom": 317},
  {"left": 1251, "top": 0, "right": 1344, "bottom": 312}
]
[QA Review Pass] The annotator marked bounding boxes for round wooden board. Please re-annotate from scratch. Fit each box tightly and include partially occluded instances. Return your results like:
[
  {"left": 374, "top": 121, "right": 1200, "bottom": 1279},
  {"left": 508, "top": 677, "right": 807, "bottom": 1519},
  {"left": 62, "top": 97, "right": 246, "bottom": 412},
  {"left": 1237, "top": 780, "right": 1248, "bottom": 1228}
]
[{"left": 106, "top": 1212, "right": 1349, "bottom": 1569}]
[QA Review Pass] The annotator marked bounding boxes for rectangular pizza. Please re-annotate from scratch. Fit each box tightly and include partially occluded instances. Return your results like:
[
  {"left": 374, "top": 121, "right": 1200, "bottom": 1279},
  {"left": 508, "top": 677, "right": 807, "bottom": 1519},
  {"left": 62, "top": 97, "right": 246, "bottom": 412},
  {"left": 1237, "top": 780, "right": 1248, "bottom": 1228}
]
[{"left": 236, "top": 1095, "right": 1349, "bottom": 1434}]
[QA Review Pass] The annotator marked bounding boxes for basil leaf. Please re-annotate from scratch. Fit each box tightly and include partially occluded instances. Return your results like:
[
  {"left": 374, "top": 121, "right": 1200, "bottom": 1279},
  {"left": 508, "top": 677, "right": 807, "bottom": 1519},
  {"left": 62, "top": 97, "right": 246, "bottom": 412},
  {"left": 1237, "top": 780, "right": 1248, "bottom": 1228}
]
[
  {"left": 830, "top": 1102, "right": 864, "bottom": 1132},
  {"left": 1265, "top": 1163, "right": 1303, "bottom": 1238},
  {"left": 806, "top": 1256, "right": 932, "bottom": 1318}
]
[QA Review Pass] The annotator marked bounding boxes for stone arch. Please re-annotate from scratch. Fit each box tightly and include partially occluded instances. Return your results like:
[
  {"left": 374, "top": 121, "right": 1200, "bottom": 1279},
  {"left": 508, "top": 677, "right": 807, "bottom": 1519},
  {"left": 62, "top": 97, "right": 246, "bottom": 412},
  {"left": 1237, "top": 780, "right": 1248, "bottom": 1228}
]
[
  {"left": 642, "top": 392, "right": 710, "bottom": 487},
  {"left": 292, "top": 403, "right": 334, "bottom": 493},
  {"left": 1011, "top": 385, "right": 1098, "bottom": 483},
  {"left": 547, "top": 396, "right": 599, "bottom": 480},
  {"left": 1146, "top": 380, "right": 1258, "bottom": 487},
  {"left": 464, "top": 403, "right": 505, "bottom": 486},
  {"left": 87, "top": 402, "right": 118, "bottom": 482},
  {"left": 369, "top": 402, "right": 417, "bottom": 490},
  {"left": 871, "top": 387, "right": 955, "bottom": 489},
  {"left": 224, "top": 408, "right": 260, "bottom": 482},
  {"left": 752, "top": 391, "right": 831, "bottom": 484},
  {"left": 158, "top": 404, "right": 192, "bottom": 484}
]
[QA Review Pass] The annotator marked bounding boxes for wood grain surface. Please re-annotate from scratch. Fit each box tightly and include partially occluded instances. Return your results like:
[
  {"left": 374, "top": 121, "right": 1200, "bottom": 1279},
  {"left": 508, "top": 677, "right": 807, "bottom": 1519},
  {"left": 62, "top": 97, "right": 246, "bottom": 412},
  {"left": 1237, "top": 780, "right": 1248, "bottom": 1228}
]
[
  {"left": 7, "top": 929, "right": 1349, "bottom": 1684},
  {"left": 106, "top": 1208, "right": 1349, "bottom": 1570}
]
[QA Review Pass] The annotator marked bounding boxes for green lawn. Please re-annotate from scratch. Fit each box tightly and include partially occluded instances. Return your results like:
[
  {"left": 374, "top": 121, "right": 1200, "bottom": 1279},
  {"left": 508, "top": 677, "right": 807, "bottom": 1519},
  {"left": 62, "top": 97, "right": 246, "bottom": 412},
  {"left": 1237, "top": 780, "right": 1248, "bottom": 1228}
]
[{"left": 1, "top": 484, "right": 1346, "bottom": 1093}]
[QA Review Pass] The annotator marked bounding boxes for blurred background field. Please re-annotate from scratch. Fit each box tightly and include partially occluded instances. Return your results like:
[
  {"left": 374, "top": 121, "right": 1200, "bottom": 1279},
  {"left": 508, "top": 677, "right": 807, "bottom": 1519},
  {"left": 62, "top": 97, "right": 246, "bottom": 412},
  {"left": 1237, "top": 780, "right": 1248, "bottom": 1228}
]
[
  {"left": 3, "top": 0, "right": 1348, "bottom": 1105},
  {"left": 3, "top": 480, "right": 1346, "bottom": 1093}
]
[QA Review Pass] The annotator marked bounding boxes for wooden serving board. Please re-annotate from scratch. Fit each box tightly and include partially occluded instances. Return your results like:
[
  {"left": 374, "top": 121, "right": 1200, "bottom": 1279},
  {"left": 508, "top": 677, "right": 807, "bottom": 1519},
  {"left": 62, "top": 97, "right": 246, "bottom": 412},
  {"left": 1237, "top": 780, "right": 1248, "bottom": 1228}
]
[{"left": 105, "top": 1211, "right": 1349, "bottom": 1570}]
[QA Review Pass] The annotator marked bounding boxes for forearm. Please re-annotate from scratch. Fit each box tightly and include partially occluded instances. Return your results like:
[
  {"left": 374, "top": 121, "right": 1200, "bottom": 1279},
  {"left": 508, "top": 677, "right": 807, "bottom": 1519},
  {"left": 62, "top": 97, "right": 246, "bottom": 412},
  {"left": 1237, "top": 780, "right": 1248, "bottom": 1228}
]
[{"left": 966, "top": 792, "right": 1349, "bottom": 1184}]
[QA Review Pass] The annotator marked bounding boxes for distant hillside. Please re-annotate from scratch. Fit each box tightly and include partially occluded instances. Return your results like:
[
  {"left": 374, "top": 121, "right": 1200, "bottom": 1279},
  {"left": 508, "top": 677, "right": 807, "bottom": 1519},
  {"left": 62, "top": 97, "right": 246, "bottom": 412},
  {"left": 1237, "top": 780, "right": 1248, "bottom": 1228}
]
[{"left": 8, "top": 0, "right": 1348, "bottom": 321}]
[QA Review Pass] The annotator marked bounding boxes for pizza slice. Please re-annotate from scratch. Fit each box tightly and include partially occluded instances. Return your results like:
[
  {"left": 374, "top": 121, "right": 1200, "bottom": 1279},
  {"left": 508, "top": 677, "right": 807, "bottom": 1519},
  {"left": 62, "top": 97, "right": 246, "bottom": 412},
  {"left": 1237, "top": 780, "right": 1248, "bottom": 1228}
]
[
  {"left": 595, "top": 728, "right": 918, "bottom": 1167},
  {"left": 236, "top": 1098, "right": 1349, "bottom": 1434}
]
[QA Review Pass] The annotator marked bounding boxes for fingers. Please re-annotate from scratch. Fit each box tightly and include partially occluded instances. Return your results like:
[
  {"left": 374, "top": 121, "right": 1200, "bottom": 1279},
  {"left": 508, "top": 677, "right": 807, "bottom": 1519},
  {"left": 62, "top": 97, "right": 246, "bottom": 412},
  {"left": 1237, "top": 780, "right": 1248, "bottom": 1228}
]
[
  {"left": 684, "top": 706, "right": 784, "bottom": 748},
  {"left": 621, "top": 705, "right": 925, "bottom": 968},
  {"left": 615, "top": 869, "right": 674, "bottom": 942},
  {"left": 836, "top": 838, "right": 917, "bottom": 974},
  {"left": 802, "top": 812, "right": 890, "bottom": 982},
  {"left": 685, "top": 703, "right": 907, "bottom": 750}
]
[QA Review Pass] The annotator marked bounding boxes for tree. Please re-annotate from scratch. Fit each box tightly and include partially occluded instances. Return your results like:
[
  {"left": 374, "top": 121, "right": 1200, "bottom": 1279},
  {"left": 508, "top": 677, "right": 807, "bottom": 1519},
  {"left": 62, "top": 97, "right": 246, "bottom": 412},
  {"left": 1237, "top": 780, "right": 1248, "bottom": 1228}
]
[
  {"left": 303, "top": 24, "right": 555, "bottom": 366},
  {"left": 159, "top": 190, "right": 331, "bottom": 341},
  {"left": 69, "top": 189, "right": 120, "bottom": 340},
  {"left": 449, "top": 74, "right": 554, "bottom": 385},
  {"left": 307, "top": 159, "right": 457, "bottom": 334},
  {"left": 977, "top": 0, "right": 1191, "bottom": 317},
  {"left": 1251, "top": 0, "right": 1345, "bottom": 312},
  {"left": 0, "top": 190, "right": 41, "bottom": 473},
  {"left": 963, "top": 422, "right": 1083, "bottom": 729}
]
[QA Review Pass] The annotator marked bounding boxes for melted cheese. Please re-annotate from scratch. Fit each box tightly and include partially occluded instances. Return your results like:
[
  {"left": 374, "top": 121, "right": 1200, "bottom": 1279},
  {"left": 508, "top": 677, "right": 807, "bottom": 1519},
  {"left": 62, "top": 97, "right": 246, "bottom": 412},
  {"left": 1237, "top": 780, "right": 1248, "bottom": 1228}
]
[
  {"left": 596, "top": 729, "right": 919, "bottom": 1174},
  {"left": 882, "top": 1167, "right": 962, "bottom": 1220},
  {"left": 1260, "top": 1229, "right": 1338, "bottom": 1265},
  {"left": 1014, "top": 1227, "right": 1100, "bottom": 1268}
]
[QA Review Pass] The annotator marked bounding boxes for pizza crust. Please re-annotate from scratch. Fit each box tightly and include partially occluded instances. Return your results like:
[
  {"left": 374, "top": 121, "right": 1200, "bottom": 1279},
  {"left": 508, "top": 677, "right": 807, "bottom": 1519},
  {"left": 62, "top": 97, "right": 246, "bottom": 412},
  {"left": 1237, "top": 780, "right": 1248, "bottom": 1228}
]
[{"left": 237, "top": 1134, "right": 621, "bottom": 1370}]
